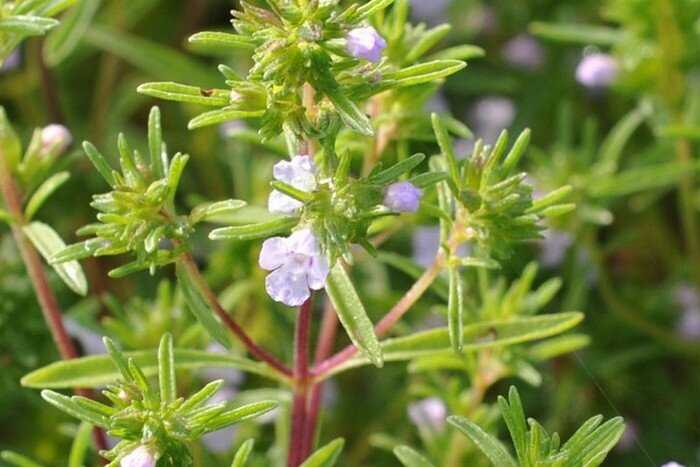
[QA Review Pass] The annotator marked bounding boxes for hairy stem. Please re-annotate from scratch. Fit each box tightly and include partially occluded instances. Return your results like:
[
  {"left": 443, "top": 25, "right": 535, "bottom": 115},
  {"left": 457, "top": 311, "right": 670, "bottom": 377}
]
[
  {"left": 0, "top": 147, "right": 107, "bottom": 457},
  {"left": 288, "top": 298, "right": 313, "bottom": 467},
  {"left": 179, "top": 252, "right": 293, "bottom": 378}
]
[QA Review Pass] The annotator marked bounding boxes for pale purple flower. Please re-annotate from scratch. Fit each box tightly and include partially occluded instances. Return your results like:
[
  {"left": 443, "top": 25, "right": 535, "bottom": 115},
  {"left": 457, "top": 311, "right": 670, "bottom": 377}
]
[
  {"left": 425, "top": 92, "right": 449, "bottom": 114},
  {"left": 412, "top": 226, "right": 470, "bottom": 268},
  {"left": 65, "top": 319, "right": 105, "bottom": 356},
  {"left": 410, "top": 0, "right": 450, "bottom": 25},
  {"left": 384, "top": 181, "right": 422, "bottom": 213},
  {"left": 346, "top": 26, "right": 387, "bottom": 62},
  {"left": 268, "top": 155, "right": 317, "bottom": 215},
  {"left": 202, "top": 386, "right": 237, "bottom": 452},
  {"left": 121, "top": 445, "right": 157, "bottom": 467},
  {"left": 259, "top": 228, "right": 329, "bottom": 306},
  {"left": 469, "top": 97, "right": 516, "bottom": 145},
  {"left": 673, "top": 284, "right": 700, "bottom": 340},
  {"left": 616, "top": 421, "right": 638, "bottom": 452},
  {"left": 576, "top": 53, "right": 619, "bottom": 88},
  {"left": 41, "top": 124, "right": 72, "bottom": 154},
  {"left": 502, "top": 34, "right": 545, "bottom": 70},
  {"left": 1, "top": 49, "right": 21, "bottom": 73},
  {"left": 673, "top": 283, "right": 700, "bottom": 309},
  {"left": 219, "top": 120, "right": 246, "bottom": 139},
  {"left": 408, "top": 397, "right": 447, "bottom": 432},
  {"left": 538, "top": 229, "right": 573, "bottom": 268}
]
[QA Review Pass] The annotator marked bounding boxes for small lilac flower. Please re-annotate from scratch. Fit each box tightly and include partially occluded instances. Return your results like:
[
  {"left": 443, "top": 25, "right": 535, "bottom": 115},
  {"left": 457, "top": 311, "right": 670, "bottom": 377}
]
[
  {"left": 259, "top": 228, "right": 329, "bottom": 306},
  {"left": 346, "top": 26, "right": 387, "bottom": 62},
  {"left": 121, "top": 445, "right": 157, "bottom": 467},
  {"left": 502, "top": 34, "right": 545, "bottom": 70},
  {"left": 469, "top": 97, "right": 516, "bottom": 144},
  {"left": 1, "top": 49, "right": 21, "bottom": 73},
  {"left": 268, "top": 155, "right": 317, "bottom": 216},
  {"left": 408, "top": 397, "right": 447, "bottom": 432},
  {"left": 576, "top": 53, "right": 619, "bottom": 88},
  {"left": 41, "top": 124, "right": 72, "bottom": 154},
  {"left": 202, "top": 386, "right": 238, "bottom": 452},
  {"left": 538, "top": 229, "right": 573, "bottom": 268},
  {"left": 410, "top": 0, "right": 450, "bottom": 25},
  {"left": 677, "top": 307, "right": 700, "bottom": 340},
  {"left": 616, "top": 421, "right": 638, "bottom": 452},
  {"left": 219, "top": 120, "right": 246, "bottom": 139},
  {"left": 412, "top": 226, "right": 470, "bottom": 268},
  {"left": 384, "top": 181, "right": 422, "bottom": 213}
]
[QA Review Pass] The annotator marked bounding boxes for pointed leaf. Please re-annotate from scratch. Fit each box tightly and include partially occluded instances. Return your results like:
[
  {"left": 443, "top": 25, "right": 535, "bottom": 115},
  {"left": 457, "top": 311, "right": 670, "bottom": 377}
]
[
  {"left": 158, "top": 333, "right": 176, "bottom": 404},
  {"left": 231, "top": 439, "right": 255, "bottom": 467},
  {"left": 44, "top": 0, "right": 101, "bottom": 66},
  {"left": 447, "top": 416, "right": 517, "bottom": 467},
  {"left": 300, "top": 438, "right": 345, "bottom": 467},
  {"left": 326, "top": 262, "right": 383, "bottom": 367},
  {"left": 24, "top": 171, "right": 70, "bottom": 220},
  {"left": 394, "top": 446, "right": 436, "bottom": 467}
]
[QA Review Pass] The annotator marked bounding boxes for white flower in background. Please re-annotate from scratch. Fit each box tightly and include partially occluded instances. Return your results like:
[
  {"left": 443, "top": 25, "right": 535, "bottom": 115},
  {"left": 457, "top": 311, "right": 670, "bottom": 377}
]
[
  {"left": 268, "top": 155, "right": 318, "bottom": 215},
  {"left": 259, "top": 228, "right": 329, "bottom": 306},
  {"left": 202, "top": 386, "right": 238, "bottom": 453},
  {"left": 502, "top": 34, "right": 545, "bottom": 70},
  {"left": 121, "top": 445, "right": 157, "bottom": 467},
  {"left": 384, "top": 181, "right": 422, "bottom": 213},
  {"left": 408, "top": 397, "right": 447, "bottom": 431},
  {"left": 41, "top": 124, "right": 72, "bottom": 154},
  {"left": 673, "top": 283, "right": 700, "bottom": 340},
  {"left": 410, "top": 0, "right": 450, "bottom": 25},
  {"left": 615, "top": 420, "right": 638, "bottom": 452},
  {"left": 219, "top": 120, "right": 246, "bottom": 139},
  {"left": 469, "top": 96, "right": 516, "bottom": 145},
  {"left": 412, "top": 226, "right": 470, "bottom": 268},
  {"left": 538, "top": 229, "right": 573, "bottom": 268},
  {"left": 346, "top": 26, "right": 387, "bottom": 62},
  {"left": 576, "top": 53, "right": 619, "bottom": 88},
  {"left": 64, "top": 319, "right": 105, "bottom": 356},
  {"left": 1, "top": 49, "right": 21, "bottom": 73},
  {"left": 661, "top": 462, "right": 685, "bottom": 467}
]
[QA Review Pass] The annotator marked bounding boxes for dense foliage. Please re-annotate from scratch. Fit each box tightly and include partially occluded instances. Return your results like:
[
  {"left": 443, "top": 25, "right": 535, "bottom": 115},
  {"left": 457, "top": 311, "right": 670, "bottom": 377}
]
[{"left": 1, "top": 0, "right": 698, "bottom": 466}]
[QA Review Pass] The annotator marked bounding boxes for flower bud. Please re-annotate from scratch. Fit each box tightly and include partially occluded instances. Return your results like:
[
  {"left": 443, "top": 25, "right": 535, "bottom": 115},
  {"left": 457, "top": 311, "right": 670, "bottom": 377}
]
[
  {"left": 41, "top": 124, "right": 72, "bottom": 155},
  {"left": 346, "top": 26, "right": 387, "bottom": 62},
  {"left": 575, "top": 53, "right": 618, "bottom": 88},
  {"left": 121, "top": 445, "right": 157, "bottom": 467},
  {"left": 384, "top": 181, "right": 422, "bottom": 213}
]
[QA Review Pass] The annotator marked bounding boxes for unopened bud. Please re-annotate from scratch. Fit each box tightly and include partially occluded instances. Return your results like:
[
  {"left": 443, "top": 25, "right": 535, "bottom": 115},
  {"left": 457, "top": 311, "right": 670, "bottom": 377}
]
[
  {"left": 41, "top": 124, "right": 72, "bottom": 155},
  {"left": 121, "top": 445, "right": 157, "bottom": 467}
]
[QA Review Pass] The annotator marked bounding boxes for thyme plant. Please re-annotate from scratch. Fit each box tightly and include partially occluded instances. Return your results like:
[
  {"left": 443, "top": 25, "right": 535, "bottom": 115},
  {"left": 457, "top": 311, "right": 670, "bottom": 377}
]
[{"left": 0, "top": 0, "right": 645, "bottom": 466}]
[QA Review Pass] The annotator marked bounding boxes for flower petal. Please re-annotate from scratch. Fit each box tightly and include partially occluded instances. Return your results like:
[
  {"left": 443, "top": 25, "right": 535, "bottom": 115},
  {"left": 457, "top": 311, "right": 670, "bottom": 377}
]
[
  {"left": 265, "top": 264, "right": 310, "bottom": 307},
  {"left": 307, "top": 254, "right": 329, "bottom": 290},
  {"left": 268, "top": 190, "right": 303, "bottom": 215},
  {"left": 287, "top": 228, "right": 320, "bottom": 257},
  {"left": 259, "top": 237, "right": 289, "bottom": 270}
]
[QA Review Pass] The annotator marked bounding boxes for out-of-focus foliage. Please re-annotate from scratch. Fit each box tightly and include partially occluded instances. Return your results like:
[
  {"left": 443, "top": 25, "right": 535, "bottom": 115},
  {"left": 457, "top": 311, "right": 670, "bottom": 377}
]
[{"left": 1, "top": 0, "right": 700, "bottom": 466}]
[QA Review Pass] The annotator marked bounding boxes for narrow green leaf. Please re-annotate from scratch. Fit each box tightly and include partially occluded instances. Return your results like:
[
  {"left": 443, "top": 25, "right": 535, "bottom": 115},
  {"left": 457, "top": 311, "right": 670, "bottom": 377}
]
[
  {"left": 369, "top": 153, "right": 425, "bottom": 184},
  {"left": 188, "top": 108, "right": 265, "bottom": 130},
  {"left": 22, "top": 349, "right": 287, "bottom": 389},
  {"left": 137, "top": 82, "right": 231, "bottom": 107},
  {"left": 405, "top": 24, "right": 451, "bottom": 63},
  {"left": 41, "top": 390, "right": 109, "bottom": 427},
  {"left": 158, "top": 333, "right": 176, "bottom": 404},
  {"left": 502, "top": 129, "right": 531, "bottom": 175},
  {"left": 447, "top": 416, "right": 518, "bottom": 467},
  {"left": 0, "top": 451, "right": 44, "bottom": 467},
  {"left": 148, "top": 106, "right": 165, "bottom": 178},
  {"left": 190, "top": 199, "right": 247, "bottom": 224},
  {"left": 354, "top": 0, "right": 395, "bottom": 19},
  {"left": 231, "top": 439, "right": 255, "bottom": 467},
  {"left": 321, "top": 312, "right": 584, "bottom": 378},
  {"left": 447, "top": 267, "right": 464, "bottom": 352},
  {"left": 300, "top": 438, "right": 345, "bottom": 467},
  {"left": 188, "top": 31, "right": 256, "bottom": 51},
  {"left": 0, "top": 15, "right": 58, "bottom": 36},
  {"left": 385, "top": 60, "right": 466, "bottom": 87},
  {"left": 23, "top": 222, "right": 88, "bottom": 296},
  {"left": 530, "top": 22, "right": 625, "bottom": 45},
  {"left": 44, "top": 0, "right": 101, "bottom": 66},
  {"left": 209, "top": 216, "right": 297, "bottom": 241},
  {"left": 176, "top": 263, "right": 233, "bottom": 350},
  {"left": 82, "top": 141, "right": 116, "bottom": 187},
  {"left": 394, "top": 446, "right": 436, "bottom": 467},
  {"left": 326, "top": 262, "right": 383, "bottom": 367},
  {"left": 431, "top": 113, "right": 460, "bottom": 186},
  {"left": 68, "top": 422, "right": 93, "bottom": 467},
  {"left": 498, "top": 387, "right": 528, "bottom": 464},
  {"left": 429, "top": 44, "right": 485, "bottom": 61},
  {"left": 24, "top": 171, "right": 70, "bottom": 220},
  {"left": 205, "top": 401, "right": 278, "bottom": 432},
  {"left": 324, "top": 87, "right": 374, "bottom": 136}
]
